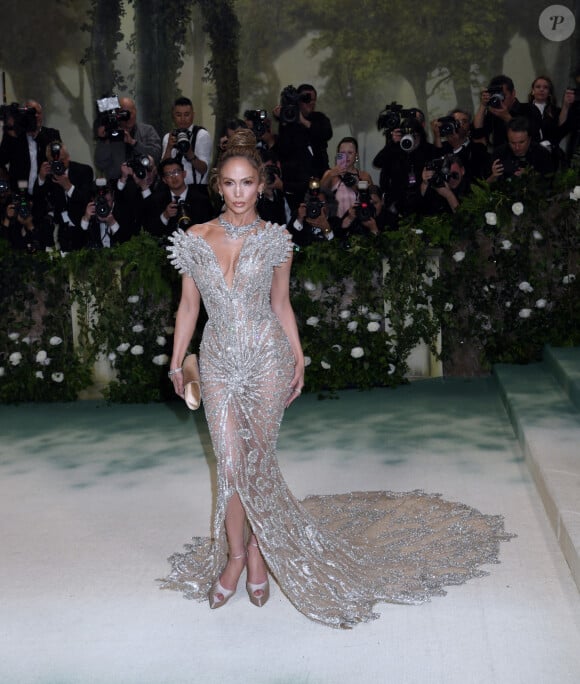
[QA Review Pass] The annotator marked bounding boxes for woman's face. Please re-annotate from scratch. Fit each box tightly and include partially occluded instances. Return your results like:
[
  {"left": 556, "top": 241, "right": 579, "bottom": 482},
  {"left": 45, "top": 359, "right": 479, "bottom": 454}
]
[
  {"left": 338, "top": 142, "right": 357, "bottom": 168},
  {"left": 218, "top": 157, "right": 262, "bottom": 215},
  {"left": 532, "top": 79, "right": 551, "bottom": 103}
]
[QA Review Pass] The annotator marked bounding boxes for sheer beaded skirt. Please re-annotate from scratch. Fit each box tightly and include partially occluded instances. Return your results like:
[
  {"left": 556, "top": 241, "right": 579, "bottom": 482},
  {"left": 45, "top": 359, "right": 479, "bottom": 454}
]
[{"left": 162, "top": 224, "right": 513, "bottom": 628}]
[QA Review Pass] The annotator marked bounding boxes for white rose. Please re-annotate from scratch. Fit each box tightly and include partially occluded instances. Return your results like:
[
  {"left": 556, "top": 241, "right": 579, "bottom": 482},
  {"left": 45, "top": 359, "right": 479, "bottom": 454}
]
[
  {"left": 367, "top": 312, "right": 382, "bottom": 321},
  {"left": 306, "top": 316, "right": 319, "bottom": 327},
  {"left": 485, "top": 212, "right": 497, "bottom": 225},
  {"left": 332, "top": 344, "right": 342, "bottom": 352},
  {"left": 452, "top": 251, "right": 465, "bottom": 262},
  {"left": 49, "top": 336, "right": 62, "bottom": 346},
  {"left": 36, "top": 350, "right": 48, "bottom": 363},
  {"left": 22, "top": 336, "right": 31, "bottom": 345},
  {"left": 35, "top": 371, "right": 44, "bottom": 379},
  {"left": 43, "top": 357, "right": 51, "bottom": 366},
  {"left": 518, "top": 281, "right": 534, "bottom": 293},
  {"left": 321, "top": 361, "right": 331, "bottom": 369},
  {"left": 347, "top": 321, "right": 358, "bottom": 332},
  {"left": 108, "top": 352, "right": 117, "bottom": 362},
  {"left": 127, "top": 295, "right": 140, "bottom": 303},
  {"left": 117, "top": 343, "right": 130, "bottom": 353},
  {"left": 132, "top": 324, "right": 144, "bottom": 333},
  {"left": 304, "top": 356, "right": 311, "bottom": 367},
  {"left": 501, "top": 240, "right": 512, "bottom": 250},
  {"left": 130, "top": 345, "right": 144, "bottom": 355},
  {"left": 511, "top": 202, "right": 524, "bottom": 216},
  {"left": 532, "top": 230, "right": 543, "bottom": 241},
  {"left": 303, "top": 280, "right": 317, "bottom": 292},
  {"left": 535, "top": 299, "right": 547, "bottom": 309},
  {"left": 444, "top": 303, "right": 454, "bottom": 312},
  {"left": 367, "top": 321, "right": 381, "bottom": 332},
  {"left": 518, "top": 308, "right": 532, "bottom": 319},
  {"left": 505, "top": 301, "right": 512, "bottom": 308},
  {"left": 414, "top": 229, "right": 424, "bottom": 235},
  {"left": 573, "top": 186, "right": 580, "bottom": 199},
  {"left": 388, "top": 364, "right": 396, "bottom": 375},
  {"left": 156, "top": 336, "right": 166, "bottom": 346},
  {"left": 0, "top": 367, "right": 5, "bottom": 377},
  {"left": 339, "top": 310, "right": 351, "bottom": 320},
  {"left": 357, "top": 306, "right": 369, "bottom": 315},
  {"left": 9, "top": 352, "right": 22, "bottom": 366},
  {"left": 152, "top": 354, "right": 169, "bottom": 366},
  {"left": 562, "top": 274, "right": 576, "bottom": 285},
  {"left": 8, "top": 332, "right": 19, "bottom": 341},
  {"left": 350, "top": 347, "right": 364, "bottom": 359},
  {"left": 570, "top": 192, "right": 579, "bottom": 202},
  {"left": 51, "top": 372, "right": 64, "bottom": 383}
]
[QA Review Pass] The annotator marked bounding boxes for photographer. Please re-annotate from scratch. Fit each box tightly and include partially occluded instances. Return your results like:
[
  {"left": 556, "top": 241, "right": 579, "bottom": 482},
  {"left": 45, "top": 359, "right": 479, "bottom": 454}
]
[
  {"left": 144, "top": 158, "right": 215, "bottom": 241},
  {"left": 0, "top": 100, "right": 61, "bottom": 194},
  {"left": 161, "top": 97, "right": 211, "bottom": 187},
  {"left": 33, "top": 141, "right": 94, "bottom": 251},
  {"left": 94, "top": 97, "right": 161, "bottom": 181},
  {"left": 244, "top": 109, "right": 278, "bottom": 152},
  {"left": 288, "top": 183, "right": 339, "bottom": 247},
  {"left": 487, "top": 117, "right": 554, "bottom": 183},
  {"left": 256, "top": 149, "right": 290, "bottom": 225},
  {"left": 473, "top": 74, "right": 529, "bottom": 150},
  {"left": 431, "top": 109, "right": 490, "bottom": 182},
  {"left": 1, "top": 178, "right": 47, "bottom": 252},
  {"left": 274, "top": 84, "right": 333, "bottom": 211},
  {"left": 420, "top": 155, "right": 469, "bottom": 215},
  {"left": 79, "top": 180, "right": 136, "bottom": 249}
]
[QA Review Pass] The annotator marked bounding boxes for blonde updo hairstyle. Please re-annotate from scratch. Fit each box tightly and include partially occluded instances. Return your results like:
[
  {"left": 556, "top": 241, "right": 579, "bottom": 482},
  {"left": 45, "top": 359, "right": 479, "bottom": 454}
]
[{"left": 210, "top": 129, "right": 265, "bottom": 196}]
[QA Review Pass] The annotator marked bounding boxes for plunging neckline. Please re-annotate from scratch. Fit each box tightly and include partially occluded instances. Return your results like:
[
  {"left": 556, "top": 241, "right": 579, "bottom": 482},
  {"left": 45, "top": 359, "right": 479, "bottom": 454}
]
[{"left": 186, "top": 228, "right": 260, "bottom": 292}]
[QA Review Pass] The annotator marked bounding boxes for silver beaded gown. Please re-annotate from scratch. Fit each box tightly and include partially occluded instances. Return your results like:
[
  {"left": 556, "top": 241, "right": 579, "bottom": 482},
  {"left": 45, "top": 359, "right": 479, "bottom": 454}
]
[{"left": 162, "top": 222, "right": 513, "bottom": 629}]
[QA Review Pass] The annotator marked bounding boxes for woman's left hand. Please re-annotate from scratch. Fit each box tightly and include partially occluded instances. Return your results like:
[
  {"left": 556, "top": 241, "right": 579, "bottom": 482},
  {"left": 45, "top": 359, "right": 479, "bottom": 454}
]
[{"left": 286, "top": 366, "right": 304, "bottom": 407}]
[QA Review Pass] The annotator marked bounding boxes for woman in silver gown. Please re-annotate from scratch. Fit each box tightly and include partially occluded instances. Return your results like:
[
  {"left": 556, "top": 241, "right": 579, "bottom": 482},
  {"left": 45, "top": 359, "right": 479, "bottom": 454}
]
[{"left": 163, "top": 130, "right": 512, "bottom": 629}]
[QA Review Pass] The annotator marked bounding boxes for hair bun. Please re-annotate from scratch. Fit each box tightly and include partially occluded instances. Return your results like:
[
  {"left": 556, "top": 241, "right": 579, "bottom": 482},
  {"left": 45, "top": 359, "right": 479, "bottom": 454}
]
[{"left": 226, "top": 128, "right": 258, "bottom": 151}]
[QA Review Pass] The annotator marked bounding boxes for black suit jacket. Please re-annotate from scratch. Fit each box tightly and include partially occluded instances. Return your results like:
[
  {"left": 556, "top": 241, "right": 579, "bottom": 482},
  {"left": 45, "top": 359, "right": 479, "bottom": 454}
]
[
  {"left": 144, "top": 184, "right": 215, "bottom": 240},
  {"left": 0, "top": 126, "right": 61, "bottom": 191}
]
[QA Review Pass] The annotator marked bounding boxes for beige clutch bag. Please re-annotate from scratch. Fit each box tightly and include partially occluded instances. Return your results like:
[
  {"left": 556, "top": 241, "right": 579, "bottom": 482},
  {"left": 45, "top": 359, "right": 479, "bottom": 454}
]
[{"left": 182, "top": 354, "right": 201, "bottom": 410}]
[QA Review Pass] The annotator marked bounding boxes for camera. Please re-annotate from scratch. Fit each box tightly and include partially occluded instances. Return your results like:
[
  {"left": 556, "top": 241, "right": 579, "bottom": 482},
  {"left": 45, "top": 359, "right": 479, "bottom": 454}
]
[
  {"left": 279, "top": 86, "right": 311, "bottom": 124},
  {"left": 377, "top": 102, "right": 416, "bottom": 134},
  {"left": 487, "top": 86, "right": 505, "bottom": 109},
  {"left": 437, "top": 116, "right": 460, "bottom": 138},
  {"left": 0, "top": 102, "right": 37, "bottom": 135},
  {"left": 497, "top": 155, "right": 528, "bottom": 178},
  {"left": 12, "top": 182, "right": 32, "bottom": 219},
  {"left": 0, "top": 178, "right": 10, "bottom": 195},
  {"left": 304, "top": 178, "right": 324, "bottom": 219},
  {"left": 172, "top": 128, "right": 191, "bottom": 154},
  {"left": 49, "top": 142, "right": 66, "bottom": 176},
  {"left": 355, "top": 181, "right": 375, "bottom": 222},
  {"left": 127, "top": 154, "right": 152, "bottom": 179},
  {"left": 264, "top": 164, "right": 280, "bottom": 185},
  {"left": 340, "top": 172, "right": 358, "bottom": 188},
  {"left": 96, "top": 96, "right": 131, "bottom": 140},
  {"left": 94, "top": 179, "right": 111, "bottom": 219},
  {"left": 244, "top": 109, "right": 269, "bottom": 137},
  {"left": 175, "top": 200, "right": 192, "bottom": 230},
  {"left": 399, "top": 122, "right": 417, "bottom": 152},
  {"left": 425, "top": 156, "right": 453, "bottom": 188}
]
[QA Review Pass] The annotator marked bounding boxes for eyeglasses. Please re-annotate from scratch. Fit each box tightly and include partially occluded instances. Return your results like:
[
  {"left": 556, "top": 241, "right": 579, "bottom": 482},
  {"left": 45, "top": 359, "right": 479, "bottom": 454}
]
[{"left": 163, "top": 169, "right": 183, "bottom": 178}]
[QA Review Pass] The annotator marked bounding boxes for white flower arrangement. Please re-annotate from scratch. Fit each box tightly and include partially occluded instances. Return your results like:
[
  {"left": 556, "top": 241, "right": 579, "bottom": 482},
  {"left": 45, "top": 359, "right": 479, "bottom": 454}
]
[
  {"left": 452, "top": 251, "right": 465, "bottom": 262},
  {"left": 156, "top": 336, "right": 166, "bottom": 346},
  {"left": 132, "top": 324, "right": 145, "bottom": 333},
  {"left": 511, "top": 202, "right": 524, "bottom": 216},
  {"left": 49, "top": 336, "right": 62, "bottom": 346},
  {"left": 367, "top": 321, "right": 381, "bottom": 332},
  {"left": 518, "top": 308, "right": 532, "bottom": 319},
  {"left": 485, "top": 212, "right": 497, "bottom": 225},
  {"left": 350, "top": 347, "right": 364, "bottom": 359},
  {"left": 127, "top": 295, "right": 140, "bottom": 303},
  {"left": 347, "top": 321, "right": 358, "bottom": 332},
  {"left": 130, "top": 345, "right": 144, "bottom": 355},
  {"left": 51, "top": 372, "right": 64, "bottom": 383},
  {"left": 9, "top": 352, "right": 22, "bottom": 366},
  {"left": 152, "top": 354, "right": 169, "bottom": 366},
  {"left": 36, "top": 350, "right": 48, "bottom": 364},
  {"left": 306, "top": 316, "right": 319, "bottom": 327},
  {"left": 108, "top": 352, "right": 117, "bottom": 362},
  {"left": 518, "top": 281, "right": 534, "bottom": 293},
  {"left": 117, "top": 342, "right": 130, "bottom": 353}
]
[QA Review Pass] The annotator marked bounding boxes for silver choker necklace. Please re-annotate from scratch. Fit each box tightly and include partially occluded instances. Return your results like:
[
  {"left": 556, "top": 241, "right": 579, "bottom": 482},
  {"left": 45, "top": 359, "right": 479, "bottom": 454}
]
[{"left": 218, "top": 215, "right": 261, "bottom": 240}]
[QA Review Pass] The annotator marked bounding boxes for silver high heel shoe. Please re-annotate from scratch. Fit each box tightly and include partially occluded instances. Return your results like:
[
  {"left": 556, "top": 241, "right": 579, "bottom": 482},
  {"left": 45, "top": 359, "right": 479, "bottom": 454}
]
[
  {"left": 209, "top": 552, "right": 246, "bottom": 609},
  {"left": 246, "top": 541, "right": 270, "bottom": 607}
]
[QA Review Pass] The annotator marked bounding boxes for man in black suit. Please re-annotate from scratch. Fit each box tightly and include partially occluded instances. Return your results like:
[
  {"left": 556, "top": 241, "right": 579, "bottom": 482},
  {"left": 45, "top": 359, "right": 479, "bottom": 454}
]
[
  {"left": 0, "top": 100, "right": 61, "bottom": 194},
  {"left": 33, "top": 142, "right": 94, "bottom": 250},
  {"left": 144, "top": 158, "right": 215, "bottom": 242}
]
